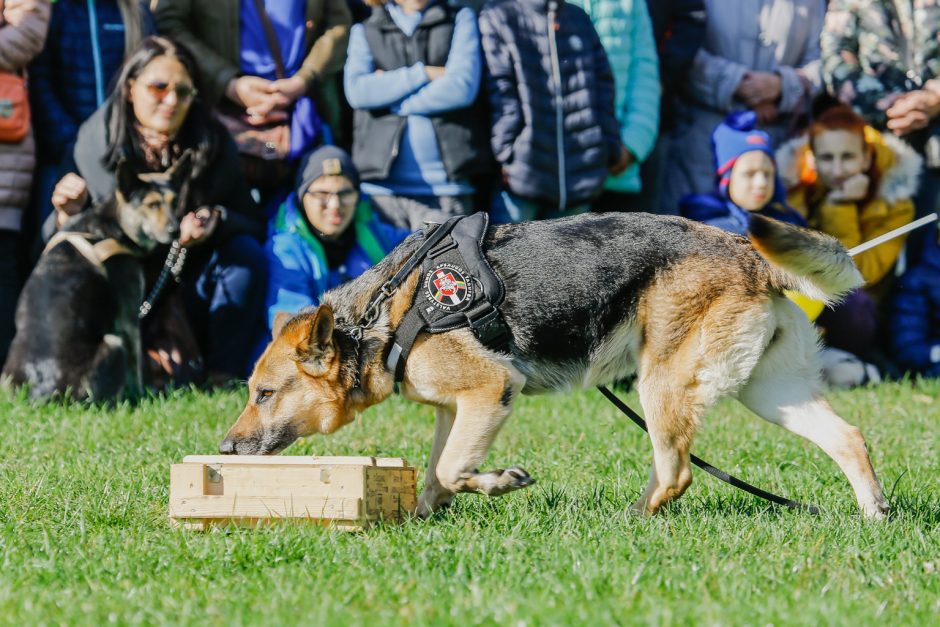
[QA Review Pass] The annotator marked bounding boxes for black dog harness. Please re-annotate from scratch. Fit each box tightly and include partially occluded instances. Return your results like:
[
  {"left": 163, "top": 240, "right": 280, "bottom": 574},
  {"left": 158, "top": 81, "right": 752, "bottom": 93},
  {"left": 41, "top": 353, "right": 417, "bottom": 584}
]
[{"left": 379, "top": 212, "right": 511, "bottom": 382}]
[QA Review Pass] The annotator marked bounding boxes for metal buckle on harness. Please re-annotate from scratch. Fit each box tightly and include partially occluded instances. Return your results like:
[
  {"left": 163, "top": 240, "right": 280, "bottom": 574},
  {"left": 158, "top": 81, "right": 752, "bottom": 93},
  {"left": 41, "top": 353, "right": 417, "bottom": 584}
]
[{"left": 466, "top": 302, "right": 511, "bottom": 351}]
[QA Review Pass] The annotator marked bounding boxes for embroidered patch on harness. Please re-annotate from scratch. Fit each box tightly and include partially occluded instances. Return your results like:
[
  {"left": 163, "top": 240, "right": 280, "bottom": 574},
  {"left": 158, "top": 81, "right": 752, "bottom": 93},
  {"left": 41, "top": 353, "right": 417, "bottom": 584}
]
[{"left": 424, "top": 262, "right": 473, "bottom": 312}]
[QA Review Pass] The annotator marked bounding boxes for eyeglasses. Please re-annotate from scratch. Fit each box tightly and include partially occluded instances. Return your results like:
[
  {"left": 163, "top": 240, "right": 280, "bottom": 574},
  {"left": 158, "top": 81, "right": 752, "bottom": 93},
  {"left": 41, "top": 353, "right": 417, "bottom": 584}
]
[
  {"left": 145, "top": 81, "right": 198, "bottom": 103},
  {"left": 305, "top": 189, "right": 358, "bottom": 207}
]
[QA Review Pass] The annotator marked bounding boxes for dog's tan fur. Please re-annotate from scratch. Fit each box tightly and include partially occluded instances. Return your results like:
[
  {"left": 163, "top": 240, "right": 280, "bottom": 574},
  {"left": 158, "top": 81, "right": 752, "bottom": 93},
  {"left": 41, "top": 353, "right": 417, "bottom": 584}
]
[{"left": 224, "top": 216, "right": 890, "bottom": 520}]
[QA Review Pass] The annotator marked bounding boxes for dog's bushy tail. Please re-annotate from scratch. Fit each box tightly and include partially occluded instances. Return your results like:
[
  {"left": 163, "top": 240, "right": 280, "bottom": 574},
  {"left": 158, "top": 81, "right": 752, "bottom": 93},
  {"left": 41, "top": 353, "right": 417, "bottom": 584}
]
[{"left": 747, "top": 214, "right": 864, "bottom": 304}]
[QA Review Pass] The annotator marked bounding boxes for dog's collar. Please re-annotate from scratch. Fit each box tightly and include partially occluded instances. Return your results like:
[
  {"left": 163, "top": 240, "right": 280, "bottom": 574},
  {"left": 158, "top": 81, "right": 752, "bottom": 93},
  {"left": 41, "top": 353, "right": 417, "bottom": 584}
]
[{"left": 43, "top": 231, "right": 135, "bottom": 274}]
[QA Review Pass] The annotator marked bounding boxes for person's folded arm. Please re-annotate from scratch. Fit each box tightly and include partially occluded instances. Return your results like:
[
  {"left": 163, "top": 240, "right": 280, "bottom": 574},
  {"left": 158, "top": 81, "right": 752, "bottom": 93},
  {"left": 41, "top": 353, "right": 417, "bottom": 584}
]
[
  {"left": 687, "top": 48, "right": 749, "bottom": 112},
  {"left": 395, "top": 8, "right": 482, "bottom": 116},
  {"left": 344, "top": 23, "right": 430, "bottom": 110}
]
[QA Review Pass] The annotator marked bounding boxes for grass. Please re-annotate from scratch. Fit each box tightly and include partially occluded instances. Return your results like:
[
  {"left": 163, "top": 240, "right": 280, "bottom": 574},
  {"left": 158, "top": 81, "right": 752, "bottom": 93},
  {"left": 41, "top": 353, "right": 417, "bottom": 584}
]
[{"left": 1, "top": 379, "right": 938, "bottom": 626}]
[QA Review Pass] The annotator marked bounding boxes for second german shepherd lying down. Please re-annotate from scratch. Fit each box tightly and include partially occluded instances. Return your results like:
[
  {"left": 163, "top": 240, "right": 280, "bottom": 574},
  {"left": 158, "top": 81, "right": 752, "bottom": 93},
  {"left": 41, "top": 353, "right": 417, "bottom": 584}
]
[{"left": 222, "top": 213, "right": 891, "bottom": 519}]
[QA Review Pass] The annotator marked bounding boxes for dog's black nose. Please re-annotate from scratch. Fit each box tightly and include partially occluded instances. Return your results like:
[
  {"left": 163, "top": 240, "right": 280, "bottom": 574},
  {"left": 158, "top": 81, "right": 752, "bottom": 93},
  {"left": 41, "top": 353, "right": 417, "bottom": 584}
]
[
  {"left": 168, "top": 224, "right": 181, "bottom": 240},
  {"left": 219, "top": 437, "right": 237, "bottom": 455}
]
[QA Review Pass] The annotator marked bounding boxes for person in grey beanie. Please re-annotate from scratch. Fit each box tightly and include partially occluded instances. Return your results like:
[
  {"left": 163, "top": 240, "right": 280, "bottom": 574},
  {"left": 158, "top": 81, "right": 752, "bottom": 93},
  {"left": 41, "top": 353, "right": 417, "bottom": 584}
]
[{"left": 263, "top": 145, "right": 411, "bottom": 332}]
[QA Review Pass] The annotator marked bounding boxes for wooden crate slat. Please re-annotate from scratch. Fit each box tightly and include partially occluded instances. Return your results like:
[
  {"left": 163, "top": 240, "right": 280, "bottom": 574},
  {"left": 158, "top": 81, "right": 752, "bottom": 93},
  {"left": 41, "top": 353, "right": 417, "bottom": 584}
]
[
  {"left": 182, "top": 455, "right": 407, "bottom": 467},
  {"left": 206, "top": 465, "right": 365, "bottom": 498},
  {"left": 170, "top": 495, "right": 362, "bottom": 520}
]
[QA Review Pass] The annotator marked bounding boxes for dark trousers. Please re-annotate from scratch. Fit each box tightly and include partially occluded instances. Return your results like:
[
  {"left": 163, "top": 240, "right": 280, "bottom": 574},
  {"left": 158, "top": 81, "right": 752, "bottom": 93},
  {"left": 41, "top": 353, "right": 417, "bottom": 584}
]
[
  {"left": 182, "top": 234, "right": 268, "bottom": 378},
  {"left": 0, "top": 230, "right": 18, "bottom": 366},
  {"left": 909, "top": 166, "right": 940, "bottom": 264},
  {"left": 816, "top": 289, "right": 878, "bottom": 356}
]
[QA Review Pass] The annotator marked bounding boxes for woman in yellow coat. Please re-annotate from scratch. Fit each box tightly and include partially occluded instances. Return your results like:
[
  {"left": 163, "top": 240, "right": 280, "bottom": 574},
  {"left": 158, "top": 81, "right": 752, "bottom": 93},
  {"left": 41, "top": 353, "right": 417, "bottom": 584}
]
[{"left": 777, "top": 104, "right": 922, "bottom": 355}]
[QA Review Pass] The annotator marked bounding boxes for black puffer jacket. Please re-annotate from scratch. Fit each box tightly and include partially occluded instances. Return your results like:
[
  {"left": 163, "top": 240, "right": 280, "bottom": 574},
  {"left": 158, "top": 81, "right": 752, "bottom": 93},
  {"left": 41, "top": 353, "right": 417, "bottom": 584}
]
[{"left": 479, "top": 0, "right": 620, "bottom": 210}]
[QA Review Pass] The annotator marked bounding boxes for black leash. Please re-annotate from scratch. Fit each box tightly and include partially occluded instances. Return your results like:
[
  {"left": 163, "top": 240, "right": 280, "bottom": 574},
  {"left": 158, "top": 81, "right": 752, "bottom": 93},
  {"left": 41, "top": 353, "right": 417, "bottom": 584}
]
[
  {"left": 139, "top": 240, "right": 187, "bottom": 320},
  {"left": 597, "top": 385, "right": 820, "bottom": 514}
]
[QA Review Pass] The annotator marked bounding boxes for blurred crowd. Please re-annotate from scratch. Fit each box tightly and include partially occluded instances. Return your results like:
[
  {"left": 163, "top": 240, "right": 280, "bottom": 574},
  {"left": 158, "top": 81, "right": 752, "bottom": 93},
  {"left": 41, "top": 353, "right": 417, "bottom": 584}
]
[{"left": 1, "top": 0, "right": 939, "bottom": 389}]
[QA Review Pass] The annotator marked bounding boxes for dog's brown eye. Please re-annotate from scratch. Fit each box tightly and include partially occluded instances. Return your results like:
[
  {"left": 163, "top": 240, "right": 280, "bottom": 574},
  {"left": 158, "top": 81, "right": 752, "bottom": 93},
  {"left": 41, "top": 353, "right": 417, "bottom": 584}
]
[{"left": 256, "top": 389, "right": 275, "bottom": 404}]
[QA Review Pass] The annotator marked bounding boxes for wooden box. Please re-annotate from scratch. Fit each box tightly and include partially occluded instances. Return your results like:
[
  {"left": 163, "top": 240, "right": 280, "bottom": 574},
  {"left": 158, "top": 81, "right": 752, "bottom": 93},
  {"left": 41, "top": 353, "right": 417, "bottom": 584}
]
[{"left": 169, "top": 455, "right": 417, "bottom": 531}]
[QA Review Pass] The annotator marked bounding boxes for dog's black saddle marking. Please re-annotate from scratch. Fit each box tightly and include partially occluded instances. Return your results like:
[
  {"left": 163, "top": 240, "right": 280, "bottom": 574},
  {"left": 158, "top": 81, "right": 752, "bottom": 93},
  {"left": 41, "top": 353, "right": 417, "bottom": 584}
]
[{"left": 386, "top": 212, "right": 512, "bottom": 382}]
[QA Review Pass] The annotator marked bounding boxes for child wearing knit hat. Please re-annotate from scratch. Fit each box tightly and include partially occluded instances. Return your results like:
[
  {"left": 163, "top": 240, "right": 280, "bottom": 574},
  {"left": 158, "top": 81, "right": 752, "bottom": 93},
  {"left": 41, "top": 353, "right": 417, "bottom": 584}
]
[
  {"left": 263, "top": 145, "right": 410, "bottom": 334},
  {"left": 679, "top": 110, "right": 805, "bottom": 235}
]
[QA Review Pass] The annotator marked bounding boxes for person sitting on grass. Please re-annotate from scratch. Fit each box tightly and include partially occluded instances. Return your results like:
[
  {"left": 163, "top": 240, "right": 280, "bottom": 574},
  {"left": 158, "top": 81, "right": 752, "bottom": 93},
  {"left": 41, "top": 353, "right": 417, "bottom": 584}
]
[
  {"left": 680, "top": 110, "right": 805, "bottom": 236},
  {"left": 890, "top": 225, "right": 940, "bottom": 379},
  {"left": 265, "top": 145, "right": 409, "bottom": 332},
  {"left": 776, "top": 103, "right": 921, "bottom": 362},
  {"left": 45, "top": 36, "right": 267, "bottom": 389}
]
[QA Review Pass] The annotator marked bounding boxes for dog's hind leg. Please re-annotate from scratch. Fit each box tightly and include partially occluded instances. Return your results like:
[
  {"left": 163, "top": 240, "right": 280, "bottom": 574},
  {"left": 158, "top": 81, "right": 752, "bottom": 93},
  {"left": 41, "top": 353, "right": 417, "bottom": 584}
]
[
  {"left": 632, "top": 365, "right": 699, "bottom": 515},
  {"left": 416, "top": 406, "right": 456, "bottom": 518},
  {"left": 737, "top": 300, "right": 889, "bottom": 519}
]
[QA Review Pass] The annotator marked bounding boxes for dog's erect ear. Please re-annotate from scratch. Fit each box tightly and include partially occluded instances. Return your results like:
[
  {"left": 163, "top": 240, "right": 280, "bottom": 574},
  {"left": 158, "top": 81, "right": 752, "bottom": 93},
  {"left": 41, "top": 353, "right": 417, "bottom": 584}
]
[
  {"left": 115, "top": 159, "right": 140, "bottom": 200},
  {"left": 166, "top": 149, "right": 194, "bottom": 190},
  {"left": 292, "top": 305, "right": 335, "bottom": 377},
  {"left": 272, "top": 311, "right": 294, "bottom": 339}
]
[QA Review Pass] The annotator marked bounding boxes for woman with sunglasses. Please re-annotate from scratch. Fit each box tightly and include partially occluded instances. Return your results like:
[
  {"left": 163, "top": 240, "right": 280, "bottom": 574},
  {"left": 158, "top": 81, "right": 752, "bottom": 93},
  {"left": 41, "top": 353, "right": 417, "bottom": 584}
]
[
  {"left": 45, "top": 36, "right": 267, "bottom": 388},
  {"left": 265, "top": 145, "right": 409, "bottom": 333}
]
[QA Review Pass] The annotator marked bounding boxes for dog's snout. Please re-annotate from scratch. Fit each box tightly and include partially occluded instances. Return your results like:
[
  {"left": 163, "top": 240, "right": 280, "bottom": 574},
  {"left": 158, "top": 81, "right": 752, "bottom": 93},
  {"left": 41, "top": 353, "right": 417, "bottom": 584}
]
[
  {"left": 219, "top": 437, "right": 237, "bottom": 455},
  {"left": 167, "top": 223, "right": 181, "bottom": 241}
]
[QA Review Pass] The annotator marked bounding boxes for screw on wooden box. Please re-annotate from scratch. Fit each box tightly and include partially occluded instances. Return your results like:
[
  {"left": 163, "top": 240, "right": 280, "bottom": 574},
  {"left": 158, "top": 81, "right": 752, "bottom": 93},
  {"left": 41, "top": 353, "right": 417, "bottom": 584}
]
[{"left": 169, "top": 455, "right": 417, "bottom": 531}]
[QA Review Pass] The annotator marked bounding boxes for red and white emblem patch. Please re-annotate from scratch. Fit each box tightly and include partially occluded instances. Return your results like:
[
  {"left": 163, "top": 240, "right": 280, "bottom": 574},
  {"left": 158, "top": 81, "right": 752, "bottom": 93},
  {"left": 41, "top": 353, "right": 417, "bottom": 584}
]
[{"left": 424, "top": 262, "right": 473, "bottom": 312}]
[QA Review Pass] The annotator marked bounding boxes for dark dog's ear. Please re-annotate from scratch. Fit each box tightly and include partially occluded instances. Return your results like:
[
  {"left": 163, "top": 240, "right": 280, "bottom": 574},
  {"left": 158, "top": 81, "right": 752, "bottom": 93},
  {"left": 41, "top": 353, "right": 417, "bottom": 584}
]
[
  {"left": 292, "top": 305, "right": 335, "bottom": 377},
  {"left": 115, "top": 159, "right": 140, "bottom": 200},
  {"left": 166, "top": 149, "right": 194, "bottom": 190},
  {"left": 271, "top": 311, "right": 294, "bottom": 339}
]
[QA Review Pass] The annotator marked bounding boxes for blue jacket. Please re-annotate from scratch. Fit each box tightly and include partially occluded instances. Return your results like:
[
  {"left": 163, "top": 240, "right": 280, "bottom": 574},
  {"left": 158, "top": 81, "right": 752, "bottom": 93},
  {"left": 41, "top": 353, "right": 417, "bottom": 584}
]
[
  {"left": 568, "top": 0, "right": 660, "bottom": 193},
  {"left": 265, "top": 198, "right": 409, "bottom": 329},
  {"left": 479, "top": 0, "right": 621, "bottom": 209},
  {"left": 889, "top": 235, "right": 940, "bottom": 377},
  {"left": 28, "top": 0, "right": 155, "bottom": 162},
  {"left": 679, "top": 193, "right": 806, "bottom": 236}
]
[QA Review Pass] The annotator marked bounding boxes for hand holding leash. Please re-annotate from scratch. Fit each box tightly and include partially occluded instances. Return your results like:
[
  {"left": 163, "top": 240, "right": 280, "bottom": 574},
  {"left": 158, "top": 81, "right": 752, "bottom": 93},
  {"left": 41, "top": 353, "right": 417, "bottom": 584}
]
[{"left": 179, "top": 206, "right": 221, "bottom": 247}]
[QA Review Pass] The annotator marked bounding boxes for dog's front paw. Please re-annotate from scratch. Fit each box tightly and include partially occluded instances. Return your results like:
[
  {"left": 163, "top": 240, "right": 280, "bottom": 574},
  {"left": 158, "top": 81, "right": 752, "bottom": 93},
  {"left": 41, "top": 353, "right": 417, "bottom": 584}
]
[
  {"left": 415, "top": 488, "right": 454, "bottom": 519},
  {"left": 479, "top": 465, "right": 535, "bottom": 496},
  {"left": 862, "top": 499, "right": 890, "bottom": 520}
]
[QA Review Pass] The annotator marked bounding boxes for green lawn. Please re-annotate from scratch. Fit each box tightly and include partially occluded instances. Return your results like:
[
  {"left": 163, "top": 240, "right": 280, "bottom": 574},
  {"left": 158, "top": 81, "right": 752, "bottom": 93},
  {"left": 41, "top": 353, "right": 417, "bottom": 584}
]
[{"left": 1, "top": 379, "right": 938, "bottom": 626}]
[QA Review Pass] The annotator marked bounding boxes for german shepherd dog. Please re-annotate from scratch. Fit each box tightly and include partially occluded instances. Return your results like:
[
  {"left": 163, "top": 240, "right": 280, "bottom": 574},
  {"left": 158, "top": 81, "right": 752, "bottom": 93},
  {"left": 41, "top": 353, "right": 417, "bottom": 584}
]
[
  {"left": 221, "top": 213, "right": 891, "bottom": 519},
  {"left": 2, "top": 155, "right": 191, "bottom": 400}
]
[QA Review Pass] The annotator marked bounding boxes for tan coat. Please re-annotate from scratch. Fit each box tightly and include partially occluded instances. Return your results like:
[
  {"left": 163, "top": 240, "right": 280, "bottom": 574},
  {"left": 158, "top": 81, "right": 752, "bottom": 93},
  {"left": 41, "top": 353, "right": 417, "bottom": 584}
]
[
  {"left": 0, "top": 0, "right": 49, "bottom": 232},
  {"left": 154, "top": 0, "right": 351, "bottom": 132}
]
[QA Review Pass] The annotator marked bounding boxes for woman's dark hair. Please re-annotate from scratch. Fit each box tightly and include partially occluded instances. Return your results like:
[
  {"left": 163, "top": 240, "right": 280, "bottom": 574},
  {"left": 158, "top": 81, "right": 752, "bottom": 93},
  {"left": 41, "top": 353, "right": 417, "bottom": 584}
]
[{"left": 102, "top": 36, "right": 218, "bottom": 179}]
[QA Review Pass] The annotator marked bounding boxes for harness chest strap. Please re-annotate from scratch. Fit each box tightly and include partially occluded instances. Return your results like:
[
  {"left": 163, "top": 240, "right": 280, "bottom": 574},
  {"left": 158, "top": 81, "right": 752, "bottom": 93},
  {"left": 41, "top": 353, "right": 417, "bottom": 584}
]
[
  {"left": 43, "top": 231, "right": 134, "bottom": 273},
  {"left": 385, "top": 213, "right": 512, "bottom": 382}
]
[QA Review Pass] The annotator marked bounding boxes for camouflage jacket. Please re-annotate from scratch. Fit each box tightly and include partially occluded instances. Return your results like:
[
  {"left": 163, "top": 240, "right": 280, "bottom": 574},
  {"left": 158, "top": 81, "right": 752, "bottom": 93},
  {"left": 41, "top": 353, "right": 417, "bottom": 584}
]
[{"left": 821, "top": 0, "right": 940, "bottom": 129}]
